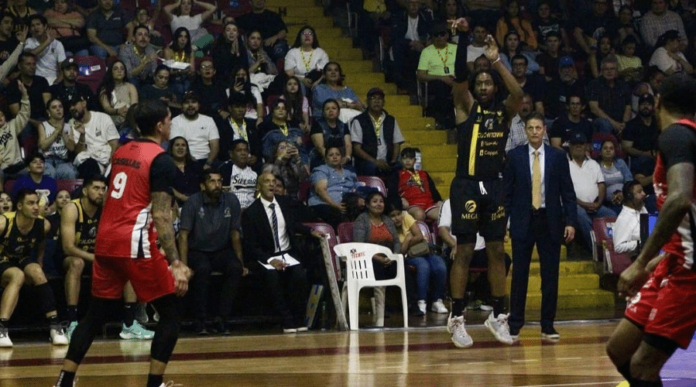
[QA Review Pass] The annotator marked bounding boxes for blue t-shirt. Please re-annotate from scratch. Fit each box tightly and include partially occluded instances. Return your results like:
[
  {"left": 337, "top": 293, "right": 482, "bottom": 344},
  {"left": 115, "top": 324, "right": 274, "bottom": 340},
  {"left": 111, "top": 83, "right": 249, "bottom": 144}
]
[{"left": 11, "top": 175, "right": 58, "bottom": 205}]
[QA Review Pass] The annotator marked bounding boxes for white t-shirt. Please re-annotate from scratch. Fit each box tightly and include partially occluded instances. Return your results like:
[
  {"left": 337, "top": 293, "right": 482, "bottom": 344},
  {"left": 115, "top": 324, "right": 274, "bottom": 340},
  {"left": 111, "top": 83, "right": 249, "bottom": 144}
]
[
  {"left": 438, "top": 199, "right": 486, "bottom": 251},
  {"left": 467, "top": 45, "right": 486, "bottom": 63},
  {"left": 170, "top": 113, "right": 220, "bottom": 160},
  {"left": 25, "top": 37, "right": 66, "bottom": 84},
  {"left": 284, "top": 47, "right": 330, "bottom": 77},
  {"left": 41, "top": 121, "right": 71, "bottom": 160},
  {"left": 170, "top": 14, "right": 206, "bottom": 40},
  {"left": 71, "top": 111, "right": 119, "bottom": 166},
  {"left": 649, "top": 47, "right": 688, "bottom": 74},
  {"left": 568, "top": 157, "right": 604, "bottom": 202}
]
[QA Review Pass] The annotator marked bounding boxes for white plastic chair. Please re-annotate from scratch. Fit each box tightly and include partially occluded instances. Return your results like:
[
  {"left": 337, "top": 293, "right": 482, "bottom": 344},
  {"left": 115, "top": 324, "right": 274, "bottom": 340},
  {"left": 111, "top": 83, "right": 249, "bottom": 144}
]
[{"left": 333, "top": 242, "right": 409, "bottom": 331}]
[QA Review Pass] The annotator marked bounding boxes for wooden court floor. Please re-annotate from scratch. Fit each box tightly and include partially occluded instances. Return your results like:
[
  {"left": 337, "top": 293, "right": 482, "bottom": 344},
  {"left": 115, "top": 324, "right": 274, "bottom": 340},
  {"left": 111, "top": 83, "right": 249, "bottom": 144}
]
[{"left": 1, "top": 321, "right": 694, "bottom": 387}]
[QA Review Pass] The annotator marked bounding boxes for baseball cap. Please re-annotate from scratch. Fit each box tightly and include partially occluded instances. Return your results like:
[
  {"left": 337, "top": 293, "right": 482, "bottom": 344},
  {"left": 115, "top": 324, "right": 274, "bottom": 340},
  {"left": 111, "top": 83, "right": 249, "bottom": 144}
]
[
  {"left": 638, "top": 93, "right": 655, "bottom": 105},
  {"left": 68, "top": 95, "right": 86, "bottom": 106},
  {"left": 569, "top": 131, "right": 588, "bottom": 145},
  {"left": 431, "top": 22, "right": 448, "bottom": 36},
  {"left": 367, "top": 87, "right": 385, "bottom": 99},
  {"left": 61, "top": 58, "right": 79, "bottom": 71},
  {"left": 559, "top": 56, "right": 575, "bottom": 68},
  {"left": 182, "top": 91, "right": 200, "bottom": 102}
]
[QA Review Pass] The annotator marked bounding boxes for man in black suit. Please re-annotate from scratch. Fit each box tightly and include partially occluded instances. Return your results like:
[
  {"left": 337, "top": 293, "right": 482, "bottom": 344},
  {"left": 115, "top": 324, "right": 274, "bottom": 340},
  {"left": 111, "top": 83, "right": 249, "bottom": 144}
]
[
  {"left": 504, "top": 112, "right": 577, "bottom": 343},
  {"left": 242, "top": 172, "right": 324, "bottom": 333}
]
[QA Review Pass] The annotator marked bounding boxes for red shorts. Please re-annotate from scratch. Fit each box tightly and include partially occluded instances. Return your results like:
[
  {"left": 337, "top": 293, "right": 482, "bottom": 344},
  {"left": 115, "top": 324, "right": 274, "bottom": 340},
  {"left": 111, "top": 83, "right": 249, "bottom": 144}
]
[
  {"left": 91, "top": 251, "right": 175, "bottom": 303},
  {"left": 624, "top": 256, "right": 696, "bottom": 349}
]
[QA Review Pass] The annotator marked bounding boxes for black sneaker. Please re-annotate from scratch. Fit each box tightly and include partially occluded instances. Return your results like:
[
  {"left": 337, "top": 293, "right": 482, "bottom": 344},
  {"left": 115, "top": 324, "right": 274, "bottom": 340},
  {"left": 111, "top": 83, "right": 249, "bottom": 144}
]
[
  {"left": 541, "top": 327, "right": 560, "bottom": 343},
  {"left": 213, "top": 317, "right": 230, "bottom": 335},
  {"left": 193, "top": 320, "right": 208, "bottom": 335}
]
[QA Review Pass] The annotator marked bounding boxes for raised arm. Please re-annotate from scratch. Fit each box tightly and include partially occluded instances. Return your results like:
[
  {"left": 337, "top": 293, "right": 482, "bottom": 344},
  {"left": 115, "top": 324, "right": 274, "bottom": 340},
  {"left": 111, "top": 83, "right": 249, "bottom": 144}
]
[
  {"left": 451, "top": 17, "right": 473, "bottom": 123},
  {"left": 484, "top": 35, "right": 523, "bottom": 120},
  {"left": 195, "top": 0, "right": 217, "bottom": 22},
  {"left": 163, "top": 0, "right": 181, "bottom": 23}
]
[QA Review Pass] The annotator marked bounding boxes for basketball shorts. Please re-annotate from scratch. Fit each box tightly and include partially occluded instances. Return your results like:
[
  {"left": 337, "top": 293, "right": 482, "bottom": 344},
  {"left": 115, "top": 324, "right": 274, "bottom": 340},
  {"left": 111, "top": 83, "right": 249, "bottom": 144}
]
[
  {"left": 624, "top": 256, "right": 696, "bottom": 349},
  {"left": 450, "top": 177, "right": 506, "bottom": 243},
  {"left": 0, "top": 256, "right": 37, "bottom": 275},
  {"left": 91, "top": 250, "right": 175, "bottom": 303}
]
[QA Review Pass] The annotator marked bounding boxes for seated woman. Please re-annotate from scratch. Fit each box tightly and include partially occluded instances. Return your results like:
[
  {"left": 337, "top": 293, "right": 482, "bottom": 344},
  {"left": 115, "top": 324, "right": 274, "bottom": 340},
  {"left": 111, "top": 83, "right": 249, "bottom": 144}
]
[
  {"left": 227, "top": 65, "right": 264, "bottom": 126},
  {"left": 139, "top": 65, "right": 181, "bottom": 114},
  {"left": 246, "top": 29, "right": 278, "bottom": 91},
  {"left": 309, "top": 98, "right": 352, "bottom": 170},
  {"left": 495, "top": 0, "right": 537, "bottom": 51},
  {"left": 126, "top": 6, "right": 163, "bottom": 47},
  {"left": 163, "top": 0, "right": 217, "bottom": 57},
  {"left": 589, "top": 34, "right": 615, "bottom": 79},
  {"left": 499, "top": 31, "right": 539, "bottom": 75},
  {"left": 44, "top": 0, "right": 88, "bottom": 56},
  {"left": 386, "top": 200, "right": 448, "bottom": 316},
  {"left": 284, "top": 25, "right": 329, "bottom": 91},
  {"left": 278, "top": 76, "right": 310, "bottom": 133},
  {"left": 308, "top": 145, "right": 358, "bottom": 229},
  {"left": 260, "top": 99, "right": 308, "bottom": 164},
  {"left": 98, "top": 60, "right": 138, "bottom": 129},
  {"left": 598, "top": 139, "right": 632, "bottom": 214},
  {"left": 262, "top": 140, "right": 309, "bottom": 199},
  {"left": 38, "top": 98, "right": 78, "bottom": 179},
  {"left": 211, "top": 22, "right": 248, "bottom": 84},
  {"left": 162, "top": 27, "right": 196, "bottom": 100},
  {"left": 649, "top": 30, "right": 693, "bottom": 75},
  {"left": 352, "top": 191, "right": 400, "bottom": 327},
  {"left": 311, "top": 61, "right": 364, "bottom": 123},
  {"left": 168, "top": 136, "right": 203, "bottom": 206},
  {"left": 0, "top": 192, "right": 12, "bottom": 214}
]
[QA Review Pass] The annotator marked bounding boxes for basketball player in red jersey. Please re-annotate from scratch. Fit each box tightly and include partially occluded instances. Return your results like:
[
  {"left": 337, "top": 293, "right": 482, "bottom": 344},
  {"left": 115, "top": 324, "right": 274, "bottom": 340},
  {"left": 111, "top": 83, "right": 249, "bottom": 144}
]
[
  {"left": 55, "top": 100, "right": 192, "bottom": 387},
  {"left": 606, "top": 73, "right": 696, "bottom": 387}
]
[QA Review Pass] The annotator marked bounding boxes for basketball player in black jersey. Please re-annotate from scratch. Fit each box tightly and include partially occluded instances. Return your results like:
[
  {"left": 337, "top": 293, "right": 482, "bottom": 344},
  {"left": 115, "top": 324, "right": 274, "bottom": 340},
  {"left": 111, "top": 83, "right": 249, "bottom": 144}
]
[
  {"left": 445, "top": 18, "right": 523, "bottom": 348},
  {"left": 0, "top": 188, "right": 67, "bottom": 347}
]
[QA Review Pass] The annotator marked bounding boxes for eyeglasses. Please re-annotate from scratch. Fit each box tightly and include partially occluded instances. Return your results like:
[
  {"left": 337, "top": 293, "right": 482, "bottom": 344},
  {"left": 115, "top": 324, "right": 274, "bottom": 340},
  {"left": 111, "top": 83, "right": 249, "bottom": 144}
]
[
  {"left": 200, "top": 65, "right": 213, "bottom": 69},
  {"left": 302, "top": 32, "right": 314, "bottom": 36}
]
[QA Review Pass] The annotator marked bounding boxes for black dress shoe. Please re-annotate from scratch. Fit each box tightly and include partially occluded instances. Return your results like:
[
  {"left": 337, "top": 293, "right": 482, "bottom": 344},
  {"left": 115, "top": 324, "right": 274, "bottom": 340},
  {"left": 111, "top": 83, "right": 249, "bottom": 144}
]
[{"left": 213, "top": 317, "right": 230, "bottom": 335}]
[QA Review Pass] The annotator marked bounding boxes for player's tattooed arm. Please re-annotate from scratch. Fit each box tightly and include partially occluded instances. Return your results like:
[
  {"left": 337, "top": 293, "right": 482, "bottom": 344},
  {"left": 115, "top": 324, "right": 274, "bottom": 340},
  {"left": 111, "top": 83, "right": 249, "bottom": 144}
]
[{"left": 151, "top": 191, "right": 180, "bottom": 264}]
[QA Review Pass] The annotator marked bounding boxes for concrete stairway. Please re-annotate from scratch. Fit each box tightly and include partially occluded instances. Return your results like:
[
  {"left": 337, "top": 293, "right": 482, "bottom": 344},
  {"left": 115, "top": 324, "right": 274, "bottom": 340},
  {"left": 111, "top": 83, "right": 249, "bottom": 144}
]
[{"left": 269, "top": 0, "right": 614, "bottom": 311}]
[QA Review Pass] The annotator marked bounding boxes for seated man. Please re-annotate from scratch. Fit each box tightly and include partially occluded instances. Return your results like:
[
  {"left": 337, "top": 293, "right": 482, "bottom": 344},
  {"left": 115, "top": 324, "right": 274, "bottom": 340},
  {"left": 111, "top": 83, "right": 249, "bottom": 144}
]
[
  {"left": 118, "top": 24, "right": 157, "bottom": 88},
  {"left": 567, "top": 132, "right": 616, "bottom": 251},
  {"left": 0, "top": 80, "right": 30, "bottom": 180},
  {"left": 613, "top": 180, "right": 648, "bottom": 257},
  {"left": 59, "top": 175, "right": 154, "bottom": 341},
  {"left": 10, "top": 153, "right": 57, "bottom": 209},
  {"left": 85, "top": 0, "right": 127, "bottom": 59},
  {"left": 169, "top": 91, "right": 220, "bottom": 168},
  {"left": 587, "top": 56, "right": 632, "bottom": 135},
  {"left": 350, "top": 88, "right": 405, "bottom": 177},
  {"left": 241, "top": 172, "right": 323, "bottom": 333},
  {"left": 387, "top": 147, "right": 442, "bottom": 221},
  {"left": 68, "top": 95, "right": 120, "bottom": 178},
  {"left": 416, "top": 22, "right": 456, "bottom": 129},
  {"left": 235, "top": 0, "right": 289, "bottom": 62},
  {"left": 390, "top": 0, "right": 432, "bottom": 94},
  {"left": 0, "top": 188, "right": 67, "bottom": 347},
  {"left": 549, "top": 94, "right": 594, "bottom": 151},
  {"left": 179, "top": 169, "right": 245, "bottom": 335},
  {"left": 49, "top": 59, "right": 99, "bottom": 120},
  {"left": 219, "top": 139, "right": 258, "bottom": 210}
]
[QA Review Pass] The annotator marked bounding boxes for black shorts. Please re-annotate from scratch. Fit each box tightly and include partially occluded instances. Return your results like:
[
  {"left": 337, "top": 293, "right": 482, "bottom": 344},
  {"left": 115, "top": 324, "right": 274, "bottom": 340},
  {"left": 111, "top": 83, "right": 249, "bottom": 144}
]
[
  {"left": 0, "top": 257, "right": 37, "bottom": 276},
  {"left": 450, "top": 177, "right": 506, "bottom": 243}
]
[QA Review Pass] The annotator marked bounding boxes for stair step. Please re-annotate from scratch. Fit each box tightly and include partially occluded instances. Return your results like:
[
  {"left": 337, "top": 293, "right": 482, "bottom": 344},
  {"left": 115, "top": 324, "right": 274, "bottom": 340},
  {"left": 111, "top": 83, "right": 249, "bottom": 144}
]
[
  {"left": 391, "top": 105, "right": 423, "bottom": 118},
  {"left": 506, "top": 274, "right": 600, "bottom": 292},
  {"left": 320, "top": 37, "right": 355, "bottom": 49},
  {"left": 419, "top": 145, "right": 458, "bottom": 158},
  {"left": 400, "top": 117, "right": 436, "bottom": 131},
  {"left": 284, "top": 6, "right": 325, "bottom": 18},
  {"left": 288, "top": 26, "right": 342, "bottom": 39},
  {"left": 530, "top": 261, "right": 596, "bottom": 276},
  {"left": 422, "top": 157, "right": 456, "bottom": 172},
  {"left": 429, "top": 171, "right": 455, "bottom": 186},
  {"left": 345, "top": 72, "right": 384, "bottom": 84},
  {"left": 266, "top": 0, "right": 315, "bottom": 7},
  {"left": 324, "top": 49, "right": 363, "bottom": 61},
  {"left": 284, "top": 16, "right": 334, "bottom": 28},
  {"left": 403, "top": 131, "right": 447, "bottom": 145},
  {"left": 522, "top": 289, "right": 615, "bottom": 310},
  {"left": 340, "top": 60, "right": 374, "bottom": 74},
  {"left": 352, "top": 84, "right": 400, "bottom": 96}
]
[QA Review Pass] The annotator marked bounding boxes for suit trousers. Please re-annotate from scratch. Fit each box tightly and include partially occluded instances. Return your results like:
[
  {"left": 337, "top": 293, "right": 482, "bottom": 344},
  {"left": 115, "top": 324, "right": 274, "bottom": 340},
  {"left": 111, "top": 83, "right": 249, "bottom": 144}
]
[
  {"left": 188, "top": 249, "right": 243, "bottom": 320},
  {"left": 509, "top": 209, "right": 561, "bottom": 331},
  {"left": 262, "top": 263, "right": 309, "bottom": 326}
]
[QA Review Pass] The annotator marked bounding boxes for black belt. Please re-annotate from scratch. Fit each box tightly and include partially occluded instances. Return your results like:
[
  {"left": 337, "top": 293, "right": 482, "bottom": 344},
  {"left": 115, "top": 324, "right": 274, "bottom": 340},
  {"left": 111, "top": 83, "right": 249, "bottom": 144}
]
[{"left": 531, "top": 208, "right": 546, "bottom": 216}]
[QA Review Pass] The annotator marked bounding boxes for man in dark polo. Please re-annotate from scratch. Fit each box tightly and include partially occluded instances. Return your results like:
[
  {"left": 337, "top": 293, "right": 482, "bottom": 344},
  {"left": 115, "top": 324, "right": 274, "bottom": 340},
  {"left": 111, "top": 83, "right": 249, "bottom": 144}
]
[
  {"left": 178, "top": 169, "right": 246, "bottom": 335},
  {"left": 49, "top": 59, "right": 98, "bottom": 120}
]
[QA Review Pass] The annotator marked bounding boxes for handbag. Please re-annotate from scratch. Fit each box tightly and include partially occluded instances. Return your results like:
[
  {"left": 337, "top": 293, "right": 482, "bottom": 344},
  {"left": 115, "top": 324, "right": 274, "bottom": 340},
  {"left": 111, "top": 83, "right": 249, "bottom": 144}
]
[{"left": 407, "top": 241, "right": 430, "bottom": 257}]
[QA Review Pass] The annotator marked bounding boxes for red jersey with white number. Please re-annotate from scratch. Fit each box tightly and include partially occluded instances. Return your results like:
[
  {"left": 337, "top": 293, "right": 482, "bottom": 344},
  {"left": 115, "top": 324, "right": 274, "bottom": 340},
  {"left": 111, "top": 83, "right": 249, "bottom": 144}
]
[
  {"left": 95, "top": 141, "right": 164, "bottom": 259},
  {"left": 398, "top": 169, "right": 435, "bottom": 209},
  {"left": 653, "top": 119, "right": 696, "bottom": 270}
]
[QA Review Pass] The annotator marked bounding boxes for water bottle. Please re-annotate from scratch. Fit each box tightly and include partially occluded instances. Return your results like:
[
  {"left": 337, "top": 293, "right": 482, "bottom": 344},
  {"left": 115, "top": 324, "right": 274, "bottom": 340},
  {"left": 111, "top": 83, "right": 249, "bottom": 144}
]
[{"left": 415, "top": 149, "right": 422, "bottom": 171}]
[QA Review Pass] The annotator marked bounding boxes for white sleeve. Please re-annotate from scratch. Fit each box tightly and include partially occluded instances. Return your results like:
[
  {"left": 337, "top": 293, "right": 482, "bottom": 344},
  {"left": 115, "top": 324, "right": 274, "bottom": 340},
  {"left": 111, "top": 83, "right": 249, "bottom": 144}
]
[
  {"left": 349, "top": 119, "right": 363, "bottom": 143},
  {"left": 438, "top": 200, "right": 452, "bottom": 228},
  {"left": 24, "top": 38, "right": 38, "bottom": 50},
  {"left": 392, "top": 119, "right": 405, "bottom": 143},
  {"left": 55, "top": 41, "right": 67, "bottom": 63},
  {"left": 103, "top": 115, "right": 120, "bottom": 142},
  {"left": 593, "top": 161, "right": 605, "bottom": 184},
  {"left": 315, "top": 48, "right": 329, "bottom": 71},
  {"left": 613, "top": 213, "right": 638, "bottom": 254},
  {"left": 207, "top": 117, "right": 220, "bottom": 141},
  {"left": 284, "top": 49, "right": 298, "bottom": 72},
  {"left": 649, "top": 48, "right": 674, "bottom": 73}
]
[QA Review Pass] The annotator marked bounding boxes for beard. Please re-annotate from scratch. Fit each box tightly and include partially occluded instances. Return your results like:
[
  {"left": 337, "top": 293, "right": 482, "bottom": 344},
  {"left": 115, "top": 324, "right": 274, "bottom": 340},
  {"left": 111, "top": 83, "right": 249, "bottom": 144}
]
[
  {"left": 87, "top": 197, "right": 103, "bottom": 207},
  {"left": 72, "top": 110, "right": 85, "bottom": 120},
  {"left": 639, "top": 108, "right": 653, "bottom": 118},
  {"left": 184, "top": 109, "right": 198, "bottom": 119}
]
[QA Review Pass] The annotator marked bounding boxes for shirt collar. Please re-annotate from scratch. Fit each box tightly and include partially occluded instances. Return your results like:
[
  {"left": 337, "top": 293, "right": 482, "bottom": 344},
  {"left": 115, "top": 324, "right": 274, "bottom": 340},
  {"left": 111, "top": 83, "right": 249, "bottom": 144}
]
[
  {"left": 528, "top": 144, "right": 544, "bottom": 156},
  {"left": 260, "top": 196, "right": 278, "bottom": 209}
]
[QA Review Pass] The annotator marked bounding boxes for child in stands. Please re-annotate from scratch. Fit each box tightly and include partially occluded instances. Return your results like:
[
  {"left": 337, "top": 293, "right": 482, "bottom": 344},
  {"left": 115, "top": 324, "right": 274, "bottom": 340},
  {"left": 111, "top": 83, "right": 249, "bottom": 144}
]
[{"left": 387, "top": 147, "right": 442, "bottom": 222}]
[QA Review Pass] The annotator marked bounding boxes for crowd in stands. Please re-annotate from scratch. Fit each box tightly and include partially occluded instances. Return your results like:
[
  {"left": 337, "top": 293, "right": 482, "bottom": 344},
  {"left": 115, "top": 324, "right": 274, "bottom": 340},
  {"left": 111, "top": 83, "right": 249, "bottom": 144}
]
[{"left": 0, "top": 0, "right": 689, "bottom": 340}]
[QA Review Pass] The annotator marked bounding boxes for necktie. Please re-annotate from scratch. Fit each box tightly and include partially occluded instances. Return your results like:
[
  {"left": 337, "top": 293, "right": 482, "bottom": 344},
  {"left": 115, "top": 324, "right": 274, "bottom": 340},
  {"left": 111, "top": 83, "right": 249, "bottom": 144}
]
[
  {"left": 269, "top": 203, "right": 280, "bottom": 252},
  {"left": 532, "top": 151, "right": 541, "bottom": 209}
]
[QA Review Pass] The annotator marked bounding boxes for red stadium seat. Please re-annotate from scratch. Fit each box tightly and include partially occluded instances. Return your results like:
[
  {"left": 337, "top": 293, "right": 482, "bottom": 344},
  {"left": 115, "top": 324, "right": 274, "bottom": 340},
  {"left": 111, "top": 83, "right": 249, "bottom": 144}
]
[
  {"left": 591, "top": 133, "right": 625, "bottom": 160},
  {"left": 591, "top": 216, "right": 632, "bottom": 275},
  {"left": 303, "top": 222, "right": 341, "bottom": 281},
  {"left": 73, "top": 56, "right": 107, "bottom": 94},
  {"left": 357, "top": 176, "right": 387, "bottom": 194},
  {"left": 57, "top": 179, "right": 84, "bottom": 195},
  {"left": 336, "top": 221, "right": 353, "bottom": 244}
]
